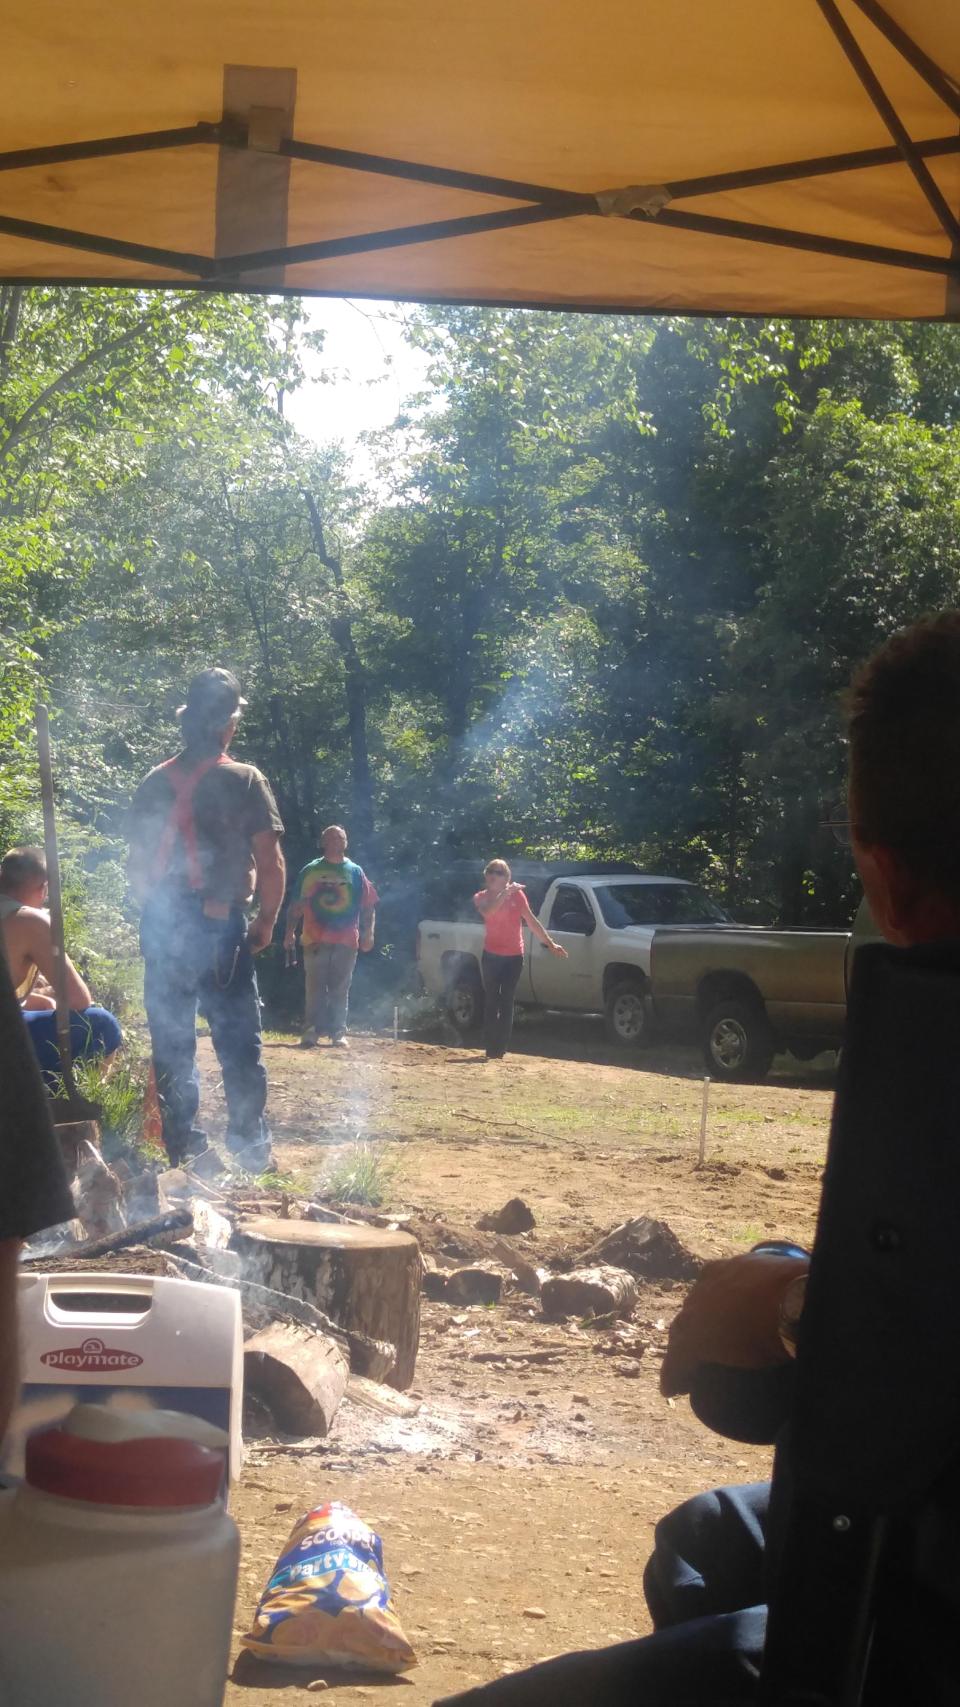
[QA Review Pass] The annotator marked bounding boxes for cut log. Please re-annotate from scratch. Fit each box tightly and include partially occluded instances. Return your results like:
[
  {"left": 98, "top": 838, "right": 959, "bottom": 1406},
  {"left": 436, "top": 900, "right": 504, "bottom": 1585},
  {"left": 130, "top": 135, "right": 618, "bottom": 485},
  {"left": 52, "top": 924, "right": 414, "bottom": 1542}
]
[
  {"left": 55, "top": 1122, "right": 125, "bottom": 1239},
  {"left": 489, "top": 1237, "right": 545, "bottom": 1297},
  {"left": 21, "top": 1207, "right": 193, "bottom": 1264},
  {"left": 442, "top": 1267, "right": 503, "bottom": 1305},
  {"left": 244, "top": 1323, "right": 348, "bottom": 1437},
  {"left": 345, "top": 1374, "right": 421, "bottom": 1419},
  {"left": 541, "top": 1265, "right": 638, "bottom": 1321},
  {"left": 233, "top": 1218, "right": 422, "bottom": 1390}
]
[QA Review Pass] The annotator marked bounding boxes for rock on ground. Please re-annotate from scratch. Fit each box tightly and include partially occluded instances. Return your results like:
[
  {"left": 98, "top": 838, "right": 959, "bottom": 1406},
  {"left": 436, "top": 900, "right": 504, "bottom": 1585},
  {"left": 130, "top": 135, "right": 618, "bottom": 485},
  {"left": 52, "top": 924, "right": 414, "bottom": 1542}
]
[
  {"left": 577, "top": 1216, "right": 701, "bottom": 1282},
  {"left": 476, "top": 1197, "right": 536, "bottom": 1234}
]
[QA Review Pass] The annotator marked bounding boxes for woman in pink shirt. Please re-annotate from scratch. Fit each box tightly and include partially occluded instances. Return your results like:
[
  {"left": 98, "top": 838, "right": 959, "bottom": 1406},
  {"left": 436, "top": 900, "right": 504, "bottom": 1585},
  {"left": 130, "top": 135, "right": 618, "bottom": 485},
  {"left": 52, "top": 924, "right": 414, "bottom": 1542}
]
[{"left": 473, "top": 860, "right": 567, "bottom": 1060}]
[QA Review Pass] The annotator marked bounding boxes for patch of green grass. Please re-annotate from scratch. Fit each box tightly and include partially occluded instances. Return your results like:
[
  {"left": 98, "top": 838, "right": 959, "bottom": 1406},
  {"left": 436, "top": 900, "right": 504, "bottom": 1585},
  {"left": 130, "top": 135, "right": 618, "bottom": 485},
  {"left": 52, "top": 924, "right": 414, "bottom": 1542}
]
[
  {"left": 525, "top": 1104, "right": 598, "bottom": 1132},
  {"left": 320, "top": 1142, "right": 399, "bottom": 1208},
  {"left": 53, "top": 1053, "right": 162, "bottom": 1168},
  {"left": 256, "top": 1170, "right": 299, "bottom": 1193},
  {"left": 732, "top": 1223, "right": 764, "bottom": 1247}
]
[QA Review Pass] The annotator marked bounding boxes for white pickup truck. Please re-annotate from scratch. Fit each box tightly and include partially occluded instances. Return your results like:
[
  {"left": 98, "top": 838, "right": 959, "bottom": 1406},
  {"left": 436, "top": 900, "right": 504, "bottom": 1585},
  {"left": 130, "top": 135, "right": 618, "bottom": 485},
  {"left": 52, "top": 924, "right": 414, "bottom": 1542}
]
[{"left": 416, "top": 871, "right": 731, "bottom": 1044}]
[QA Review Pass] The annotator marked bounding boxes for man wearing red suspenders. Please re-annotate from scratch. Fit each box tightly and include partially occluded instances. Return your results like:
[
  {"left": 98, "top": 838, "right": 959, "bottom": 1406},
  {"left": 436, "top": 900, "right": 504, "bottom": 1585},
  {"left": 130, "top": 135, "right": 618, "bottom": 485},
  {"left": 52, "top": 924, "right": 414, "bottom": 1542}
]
[{"left": 127, "top": 669, "right": 285, "bottom": 1170}]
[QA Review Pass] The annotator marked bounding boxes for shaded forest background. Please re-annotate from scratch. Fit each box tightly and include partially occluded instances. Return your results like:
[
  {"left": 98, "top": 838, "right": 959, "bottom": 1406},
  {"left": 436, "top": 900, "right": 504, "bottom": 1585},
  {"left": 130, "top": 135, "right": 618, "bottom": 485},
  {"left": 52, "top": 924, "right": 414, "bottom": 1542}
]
[{"left": 3, "top": 287, "right": 960, "bottom": 1012}]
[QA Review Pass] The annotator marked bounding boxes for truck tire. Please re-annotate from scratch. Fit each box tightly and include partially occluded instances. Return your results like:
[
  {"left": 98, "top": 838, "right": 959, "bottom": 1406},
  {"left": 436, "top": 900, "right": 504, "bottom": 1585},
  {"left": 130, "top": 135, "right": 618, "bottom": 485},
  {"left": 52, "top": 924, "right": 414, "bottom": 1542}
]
[
  {"left": 446, "top": 966, "right": 484, "bottom": 1035},
  {"left": 604, "top": 978, "right": 650, "bottom": 1047},
  {"left": 702, "top": 999, "right": 775, "bottom": 1082}
]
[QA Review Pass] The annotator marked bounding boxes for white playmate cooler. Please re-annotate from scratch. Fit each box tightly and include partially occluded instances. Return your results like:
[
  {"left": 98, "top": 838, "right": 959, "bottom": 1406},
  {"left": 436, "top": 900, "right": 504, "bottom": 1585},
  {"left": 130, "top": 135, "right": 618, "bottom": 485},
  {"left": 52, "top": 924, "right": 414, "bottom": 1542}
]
[{"left": 6, "top": 1272, "right": 243, "bottom": 1485}]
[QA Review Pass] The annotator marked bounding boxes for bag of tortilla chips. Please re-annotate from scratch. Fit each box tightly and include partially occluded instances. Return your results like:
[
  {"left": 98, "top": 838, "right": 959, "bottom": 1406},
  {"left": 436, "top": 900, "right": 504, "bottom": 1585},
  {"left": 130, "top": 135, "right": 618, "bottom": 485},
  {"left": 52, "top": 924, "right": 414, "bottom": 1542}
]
[{"left": 243, "top": 1501, "right": 416, "bottom": 1673}]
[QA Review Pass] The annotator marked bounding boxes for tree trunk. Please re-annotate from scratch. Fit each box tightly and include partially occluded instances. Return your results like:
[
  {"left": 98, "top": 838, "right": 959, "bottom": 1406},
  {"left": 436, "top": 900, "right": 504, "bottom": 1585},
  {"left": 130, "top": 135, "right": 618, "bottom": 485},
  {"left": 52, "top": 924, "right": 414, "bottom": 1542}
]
[
  {"left": 300, "top": 487, "right": 376, "bottom": 852},
  {"left": 233, "top": 1219, "right": 422, "bottom": 1389}
]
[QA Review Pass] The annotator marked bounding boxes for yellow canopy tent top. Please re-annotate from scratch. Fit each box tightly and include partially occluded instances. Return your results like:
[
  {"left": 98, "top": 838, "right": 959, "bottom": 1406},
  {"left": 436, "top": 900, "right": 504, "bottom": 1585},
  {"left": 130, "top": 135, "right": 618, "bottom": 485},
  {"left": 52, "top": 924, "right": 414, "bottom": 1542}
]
[{"left": 1, "top": 0, "right": 959, "bottom": 317}]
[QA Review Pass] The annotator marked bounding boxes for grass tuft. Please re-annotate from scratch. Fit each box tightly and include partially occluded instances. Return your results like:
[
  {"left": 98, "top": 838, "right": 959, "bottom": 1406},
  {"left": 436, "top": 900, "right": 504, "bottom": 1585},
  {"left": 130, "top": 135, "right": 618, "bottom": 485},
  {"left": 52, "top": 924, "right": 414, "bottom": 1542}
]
[
  {"left": 320, "top": 1142, "right": 399, "bottom": 1208},
  {"left": 51, "top": 1053, "right": 162, "bottom": 1168}
]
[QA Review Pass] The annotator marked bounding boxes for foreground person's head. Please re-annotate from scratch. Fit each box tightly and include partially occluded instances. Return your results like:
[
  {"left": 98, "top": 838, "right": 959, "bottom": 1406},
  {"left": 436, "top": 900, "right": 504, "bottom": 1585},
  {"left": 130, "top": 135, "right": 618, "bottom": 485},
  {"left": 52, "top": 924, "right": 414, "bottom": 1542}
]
[
  {"left": 0, "top": 847, "right": 47, "bottom": 907},
  {"left": 849, "top": 611, "right": 960, "bottom": 946},
  {"left": 177, "top": 667, "right": 246, "bottom": 755}
]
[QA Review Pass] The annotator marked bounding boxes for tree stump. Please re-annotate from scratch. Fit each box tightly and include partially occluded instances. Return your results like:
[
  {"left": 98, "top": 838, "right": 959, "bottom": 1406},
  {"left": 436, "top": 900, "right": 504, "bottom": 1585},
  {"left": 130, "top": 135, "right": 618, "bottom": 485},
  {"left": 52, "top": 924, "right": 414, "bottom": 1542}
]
[{"left": 232, "top": 1219, "right": 422, "bottom": 1390}]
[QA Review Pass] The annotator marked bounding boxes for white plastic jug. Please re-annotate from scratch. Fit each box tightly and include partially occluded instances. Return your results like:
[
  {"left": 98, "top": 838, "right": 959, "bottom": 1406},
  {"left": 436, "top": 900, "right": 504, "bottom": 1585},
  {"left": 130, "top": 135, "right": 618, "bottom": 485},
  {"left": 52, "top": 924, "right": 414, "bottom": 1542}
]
[{"left": 0, "top": 1404, "right": 240, "bottom": 1707}]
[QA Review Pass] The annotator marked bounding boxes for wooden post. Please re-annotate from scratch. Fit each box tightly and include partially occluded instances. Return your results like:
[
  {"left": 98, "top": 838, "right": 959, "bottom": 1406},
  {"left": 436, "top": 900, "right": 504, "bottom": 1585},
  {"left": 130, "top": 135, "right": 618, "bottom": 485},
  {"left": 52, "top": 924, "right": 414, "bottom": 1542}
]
[
  {"left": 233, "top": 1218, "right": 422, "bottom": 1390},
  {"left": 698, "top": 1075, "right": 711, "bottom": 1166}
]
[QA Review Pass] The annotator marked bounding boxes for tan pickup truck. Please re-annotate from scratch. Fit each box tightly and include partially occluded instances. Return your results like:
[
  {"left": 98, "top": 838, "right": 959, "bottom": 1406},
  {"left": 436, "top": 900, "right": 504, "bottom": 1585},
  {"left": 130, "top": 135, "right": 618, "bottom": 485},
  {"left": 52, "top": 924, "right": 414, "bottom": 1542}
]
[{"left": 649, "top": 898, "right": 875, "bottom": 1081}]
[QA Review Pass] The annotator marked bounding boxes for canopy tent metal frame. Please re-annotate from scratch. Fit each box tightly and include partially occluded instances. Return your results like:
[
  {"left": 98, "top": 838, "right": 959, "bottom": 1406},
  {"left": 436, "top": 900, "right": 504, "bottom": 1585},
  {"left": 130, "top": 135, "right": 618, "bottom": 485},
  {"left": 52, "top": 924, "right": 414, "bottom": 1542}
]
[{"left": 1, "top": 0, "right": 958, "bottom": 304}]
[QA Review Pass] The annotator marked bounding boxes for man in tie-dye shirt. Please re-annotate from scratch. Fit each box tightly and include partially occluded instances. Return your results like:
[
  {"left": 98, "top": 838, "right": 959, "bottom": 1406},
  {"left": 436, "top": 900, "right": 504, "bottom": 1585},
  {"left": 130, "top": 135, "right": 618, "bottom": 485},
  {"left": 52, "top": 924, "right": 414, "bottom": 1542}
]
[{"left": 284, "top": 825, "right": 378, "bottom": 1048}]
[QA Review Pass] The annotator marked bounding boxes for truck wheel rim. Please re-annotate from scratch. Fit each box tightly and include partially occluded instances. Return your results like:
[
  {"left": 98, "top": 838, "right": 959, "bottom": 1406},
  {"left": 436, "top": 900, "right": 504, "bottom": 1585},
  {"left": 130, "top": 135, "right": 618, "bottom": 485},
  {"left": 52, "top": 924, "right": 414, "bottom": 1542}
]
[
  {"left": 711, "top": 1017, "right": 748, "bottom": 1070},
  {"left": 613, "top": 993, "right": 644, "bottom": 1039},
  {"left": 450, "top": 987, "right": 476, "bottom": 1026}
]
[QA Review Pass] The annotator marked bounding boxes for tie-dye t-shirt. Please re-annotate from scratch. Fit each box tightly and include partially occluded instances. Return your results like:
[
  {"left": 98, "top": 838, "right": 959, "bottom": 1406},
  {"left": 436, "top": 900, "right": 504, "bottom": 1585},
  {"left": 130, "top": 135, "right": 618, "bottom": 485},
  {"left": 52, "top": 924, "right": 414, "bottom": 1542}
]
[{"left": 296, "top": 858, "right": 379, "bottom": 948}]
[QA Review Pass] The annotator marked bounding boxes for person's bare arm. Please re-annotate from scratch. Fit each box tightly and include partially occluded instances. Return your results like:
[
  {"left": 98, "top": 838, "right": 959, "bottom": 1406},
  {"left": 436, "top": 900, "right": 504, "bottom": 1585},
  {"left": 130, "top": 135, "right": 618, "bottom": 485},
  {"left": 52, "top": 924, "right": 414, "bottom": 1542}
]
[
  {"left": 0, "top": 1238, "right": 21, "bottom": 1443},
  {"left": 283, "top": 897, "right": 305, "bottom": 954},
  {"left": 659, "top": 1252, "right": 808, "bottom": 1398},
  {"left": 24, "top": 913, "right": 91, "bottom": 1010},
  {"left": 519, "top": 895, "right": 567, "bottom": 958},
  {"left": 248, "top": 831, "right": 286, "bottom": 953},
  {"left": 359, "top": 906, "right": 376, "bottom": 953},
  {"left": 127, "top": 838, "right": 152, "bottom": 907},
  {"left": 475, "top": 884, "right": 519, "bottom": 918}
]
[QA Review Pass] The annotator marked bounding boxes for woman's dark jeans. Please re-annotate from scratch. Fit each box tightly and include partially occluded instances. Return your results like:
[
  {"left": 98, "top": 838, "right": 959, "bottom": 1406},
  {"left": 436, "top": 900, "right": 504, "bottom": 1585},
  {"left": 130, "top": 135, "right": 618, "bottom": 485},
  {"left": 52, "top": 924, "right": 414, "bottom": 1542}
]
[{"left": 481, "top": 951, "right": 524, "bottom": 1057}]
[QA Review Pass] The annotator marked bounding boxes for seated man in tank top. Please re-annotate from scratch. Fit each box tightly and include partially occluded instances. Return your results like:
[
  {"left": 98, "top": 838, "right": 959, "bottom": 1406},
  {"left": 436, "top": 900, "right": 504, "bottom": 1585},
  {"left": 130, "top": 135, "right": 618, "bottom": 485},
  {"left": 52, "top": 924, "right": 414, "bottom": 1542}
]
[{"left": 0, "top": 847, "right": 122, "bottom": 1088}]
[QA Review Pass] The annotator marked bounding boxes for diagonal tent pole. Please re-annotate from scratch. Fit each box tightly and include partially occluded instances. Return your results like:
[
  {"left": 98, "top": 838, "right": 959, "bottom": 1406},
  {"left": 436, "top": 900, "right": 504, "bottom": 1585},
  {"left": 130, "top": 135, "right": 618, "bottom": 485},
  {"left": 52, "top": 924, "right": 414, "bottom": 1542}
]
[
  {"left": 662, "top": 133, "right": 960, "bottom": 199},
  {"left": 848, "top": 0, "right": 960, "bottom": 119},
  {"left": 0, "top": 124, "right": 219, "bottom": 172},
  {"left": 633, "top": 207, "right": 959, "bottom": 280},
  {"left": 816, "top": 0, "right": 960, "bottom": 251},
  {"left": 0, "top": 213, "right": 215, "bottom": 277}
]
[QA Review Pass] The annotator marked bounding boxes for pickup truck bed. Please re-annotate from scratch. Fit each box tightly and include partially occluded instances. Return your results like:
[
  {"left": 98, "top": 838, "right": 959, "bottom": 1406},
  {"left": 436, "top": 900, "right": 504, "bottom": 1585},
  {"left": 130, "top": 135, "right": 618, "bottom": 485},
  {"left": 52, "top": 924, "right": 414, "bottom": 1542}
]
[{"left": 650, "top": 919, "right": 863, "bottom": 1080}]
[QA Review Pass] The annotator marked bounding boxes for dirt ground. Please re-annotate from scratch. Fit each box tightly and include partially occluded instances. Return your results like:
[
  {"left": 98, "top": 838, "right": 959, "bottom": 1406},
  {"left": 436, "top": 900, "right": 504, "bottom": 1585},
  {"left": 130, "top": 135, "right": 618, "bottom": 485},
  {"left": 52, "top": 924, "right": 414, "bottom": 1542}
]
[{"left": 205, "top": 1020, "right": 833, "bottom": 1703}]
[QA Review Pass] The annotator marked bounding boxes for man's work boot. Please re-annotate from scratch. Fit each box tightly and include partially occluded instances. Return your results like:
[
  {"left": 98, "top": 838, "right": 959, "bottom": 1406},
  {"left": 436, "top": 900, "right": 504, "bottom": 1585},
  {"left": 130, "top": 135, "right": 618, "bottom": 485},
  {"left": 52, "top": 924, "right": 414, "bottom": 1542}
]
[
  {"left": 187, "top": 1146, "right": 227, "bottom": 1182},
  {"left": 299, "top": 1029, "right": 318, "bottom": 1049},
  {"left": 226, "top": 1130, "right": 274, "bottom": 1174},
  {"left": 330, "top": 1035, "right": 349, "bottom": 1049},
  {"left": 232, "top": 1142, "right": 274, "bottom": 1173},
  {"left": 165, "top": 1127, "right": 209, "bottom": 1168}
]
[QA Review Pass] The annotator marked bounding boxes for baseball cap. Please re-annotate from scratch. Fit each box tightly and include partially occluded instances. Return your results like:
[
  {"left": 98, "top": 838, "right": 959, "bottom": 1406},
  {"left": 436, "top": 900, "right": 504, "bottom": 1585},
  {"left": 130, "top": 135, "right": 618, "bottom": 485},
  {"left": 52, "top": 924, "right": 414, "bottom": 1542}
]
[{"left": 176, "top": 667, "right": 247, "bottom": 725}]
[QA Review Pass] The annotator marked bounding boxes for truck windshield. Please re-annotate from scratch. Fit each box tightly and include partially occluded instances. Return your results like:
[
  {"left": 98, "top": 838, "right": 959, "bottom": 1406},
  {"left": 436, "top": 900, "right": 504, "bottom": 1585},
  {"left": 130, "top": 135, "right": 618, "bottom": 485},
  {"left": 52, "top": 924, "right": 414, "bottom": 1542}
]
[{"left": 595, "top": 884, "right": 730, "bottom": 928}]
